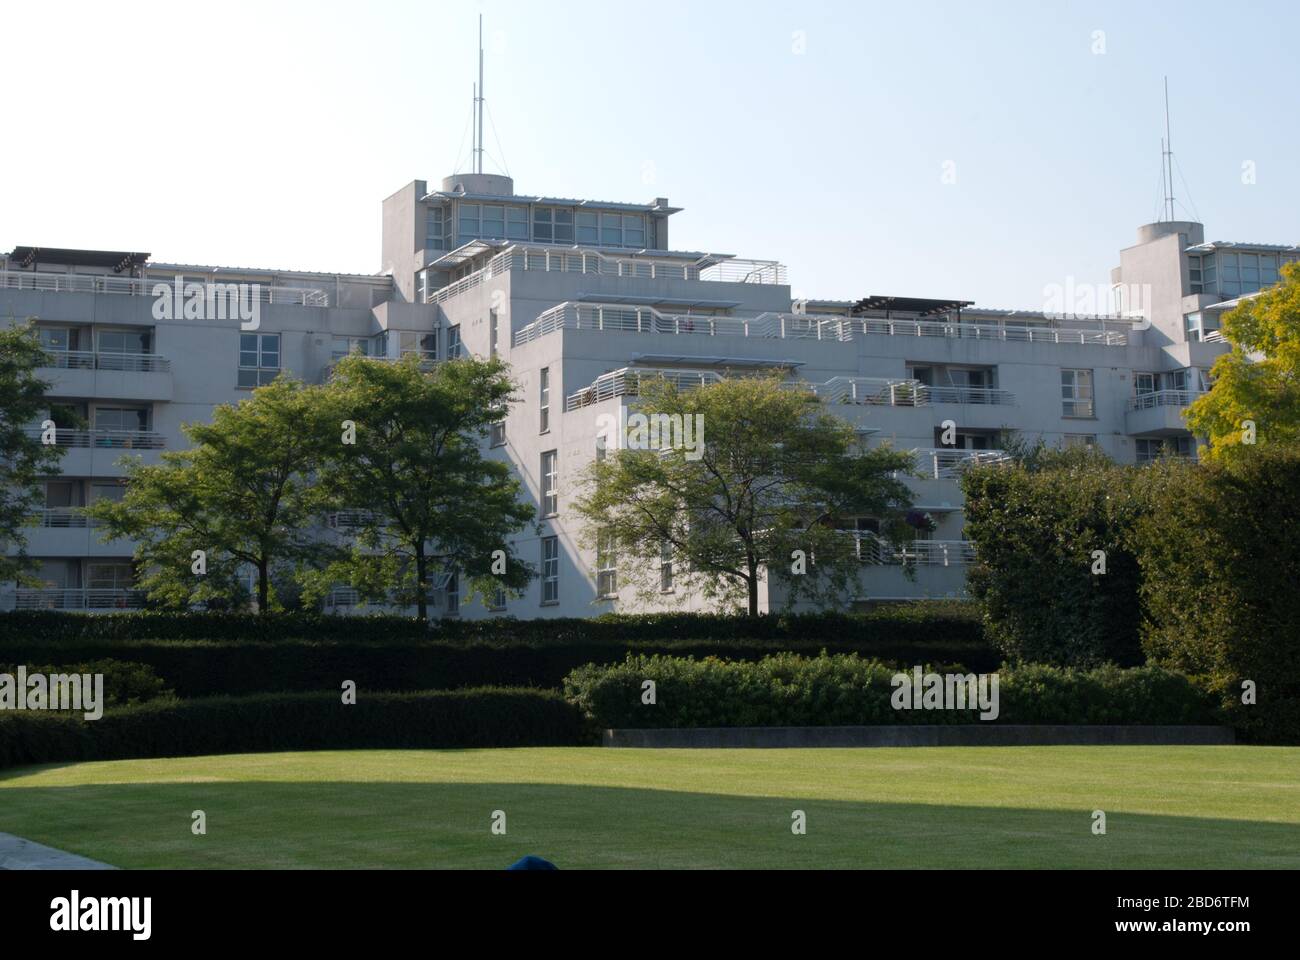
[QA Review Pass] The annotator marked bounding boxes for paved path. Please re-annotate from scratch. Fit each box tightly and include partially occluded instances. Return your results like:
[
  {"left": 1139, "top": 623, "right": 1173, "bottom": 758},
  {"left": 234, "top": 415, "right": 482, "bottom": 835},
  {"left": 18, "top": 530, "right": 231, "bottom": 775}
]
[{"left": 0, "top": 832, "right": 117, "bottom": 870}]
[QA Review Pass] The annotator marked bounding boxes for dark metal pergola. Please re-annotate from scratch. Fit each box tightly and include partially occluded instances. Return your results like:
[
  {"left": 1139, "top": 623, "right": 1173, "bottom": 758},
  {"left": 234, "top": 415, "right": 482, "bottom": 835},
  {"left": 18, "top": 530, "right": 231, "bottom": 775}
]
[
  {"left": 851, "top": 295, "right": 974, "bottom": 319},
  {"left": 7, "top": 246, "right": 151, "bottom": 275}
]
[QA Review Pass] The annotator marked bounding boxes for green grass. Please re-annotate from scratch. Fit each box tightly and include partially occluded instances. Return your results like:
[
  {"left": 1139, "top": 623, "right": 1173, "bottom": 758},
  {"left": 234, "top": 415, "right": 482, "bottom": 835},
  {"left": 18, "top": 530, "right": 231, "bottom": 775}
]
[{"left": 2, "top": 746, "right": 1298, "bottom": 869}]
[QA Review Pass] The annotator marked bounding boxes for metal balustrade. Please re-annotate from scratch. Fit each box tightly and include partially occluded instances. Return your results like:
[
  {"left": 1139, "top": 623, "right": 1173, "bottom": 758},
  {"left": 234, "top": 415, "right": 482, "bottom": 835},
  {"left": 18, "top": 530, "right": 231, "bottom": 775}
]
[
  {"left": 40, "top": 350, "right": 172, "bottom": 373},
  {"left": 0, "top": 269, "right": 329, "bottom": 306},
  {"left": 426, "top": 246, "right": 787, "bottom": 305},
  {"left": 565, "top": 367, "right": 724, "bottom": 410},
  {"left": 514, "top": 301, "right": 1129, "bottom": 348},
  {"left": 23, "top": 427, "right": 167, "bottom": 450},
  {"left": 14, "top": 588, "right": 145, "bottom": 610},
  {"left": 910, "top": 448, "right": 1013, "bottom": 479},
  {"left": 30, "top": 508, "right": 94, "bottom": 528},
  {"left": 1127, "top": 389, "right": 1202, "bottom": 411},
  {"left": 854, "top": 536, "right": 977, "bottom": 566}
]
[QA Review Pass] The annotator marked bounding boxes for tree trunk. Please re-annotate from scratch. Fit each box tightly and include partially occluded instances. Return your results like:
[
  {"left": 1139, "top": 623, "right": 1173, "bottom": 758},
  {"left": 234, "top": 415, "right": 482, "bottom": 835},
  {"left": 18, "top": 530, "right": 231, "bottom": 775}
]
[
  {"left": 415, "top": 545, "right": 428, "bottom": 622},
  {"left": 746, "top": 553, "right": 760, "bottom": 617},
  {"left": 257, "top": 558, "right": 270, "bottom": 615}
]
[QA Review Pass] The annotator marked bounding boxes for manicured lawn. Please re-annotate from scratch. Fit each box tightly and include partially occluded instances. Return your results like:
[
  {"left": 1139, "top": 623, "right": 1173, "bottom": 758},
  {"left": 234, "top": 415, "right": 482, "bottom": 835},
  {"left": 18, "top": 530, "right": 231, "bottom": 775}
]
[{"left": 1, "top": 746, "right": 1297, "bottom": 869}]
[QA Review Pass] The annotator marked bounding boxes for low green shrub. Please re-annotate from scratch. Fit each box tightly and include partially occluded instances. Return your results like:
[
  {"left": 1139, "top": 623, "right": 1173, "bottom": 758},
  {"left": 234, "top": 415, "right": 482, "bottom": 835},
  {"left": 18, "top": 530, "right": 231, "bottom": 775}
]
[
  {"left": 0, "top": 687, "right": 590, "bottom": 770},
  {"left": 0, "top": 658, "right": 172, "bottom": 707},
  {"left": 562, "top": 653, "right": 1219, "bottom": 730}
]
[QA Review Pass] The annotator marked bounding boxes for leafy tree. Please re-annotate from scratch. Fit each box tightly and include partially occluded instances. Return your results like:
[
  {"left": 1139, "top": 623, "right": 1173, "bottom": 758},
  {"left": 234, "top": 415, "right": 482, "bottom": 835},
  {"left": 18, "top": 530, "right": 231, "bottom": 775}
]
[
  {"left": 0, "top": 322, "right": 65, "bottom": 584},
  {"left": 961, "top": 452, "right": 1153, "bottom": 667},
  {"left": 574, "top": 374, "right": 915, "bottom": 616},
  {"left": 1134, "top": 449, "right": 1300, "bottom": 743},
  {"left": 311, "top": 354, "right": 535, "bottom": 621},
  {"left": 88, "top": 377, "right": 334, "bottom": 612},
  {"left": 1185, "top": 261, "right": 1300, "bottom": 460}
]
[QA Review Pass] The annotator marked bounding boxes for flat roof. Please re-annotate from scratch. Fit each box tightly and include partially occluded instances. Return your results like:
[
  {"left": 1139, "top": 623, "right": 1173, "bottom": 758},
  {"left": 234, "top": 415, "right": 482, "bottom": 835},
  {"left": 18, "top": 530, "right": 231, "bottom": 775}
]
[
  {"left": 421, "top": 191, "right": 682, "bottom": 215},
  {"left": 575, "top": 293, "right": 743, "bottom": 310},
  {"left": 1187, "top": 240, "right": 1300, "bottom": 254},
  {"left": 8, "top": 246, "right": 149, "bottom": 271}
]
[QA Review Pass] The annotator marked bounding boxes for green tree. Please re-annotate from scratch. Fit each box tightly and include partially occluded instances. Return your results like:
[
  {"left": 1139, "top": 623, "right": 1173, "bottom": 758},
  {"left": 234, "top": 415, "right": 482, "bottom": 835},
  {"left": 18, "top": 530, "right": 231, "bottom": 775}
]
[
  {"left": 961, "top": 448, "right": 1153, "bottom": 667},
  {"left": 88, "top": 377, "right": 334, "bottom": 612},
  {"left": 574, "top": 374, "right": 915, "bottom": 616},
  {"left": 1185, "top": 261, "right": 1300, "bottom": 460},
  {"left": 312, "top": 354, "right": 535, "bottom": 621},
  {"left": 0, "top": 322, "right": 65, "bottom": 584}
]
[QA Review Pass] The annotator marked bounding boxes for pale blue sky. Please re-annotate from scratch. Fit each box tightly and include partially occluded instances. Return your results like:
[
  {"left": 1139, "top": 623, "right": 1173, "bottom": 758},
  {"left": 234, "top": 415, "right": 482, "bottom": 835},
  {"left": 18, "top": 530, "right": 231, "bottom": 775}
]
[{"left": 2, "top": 0, "right": 1295, "bottom": 309}]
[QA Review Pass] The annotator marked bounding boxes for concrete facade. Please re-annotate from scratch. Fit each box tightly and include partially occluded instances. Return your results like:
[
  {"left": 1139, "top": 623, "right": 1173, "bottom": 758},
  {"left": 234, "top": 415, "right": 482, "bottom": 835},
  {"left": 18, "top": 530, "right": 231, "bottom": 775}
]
[{"left": 2, "top": 174, "right": 1296, "bottom": 615}]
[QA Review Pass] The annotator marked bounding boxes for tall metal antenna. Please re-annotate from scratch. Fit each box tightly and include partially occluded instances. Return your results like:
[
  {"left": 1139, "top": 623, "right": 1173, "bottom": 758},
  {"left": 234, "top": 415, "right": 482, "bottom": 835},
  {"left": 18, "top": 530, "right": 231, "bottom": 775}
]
[
  {"left": 474, "top": 15, "right": 485, "bottom": 175},
  {"left": 1162, "top": 77, "right": 1175, "bottom": 222}
]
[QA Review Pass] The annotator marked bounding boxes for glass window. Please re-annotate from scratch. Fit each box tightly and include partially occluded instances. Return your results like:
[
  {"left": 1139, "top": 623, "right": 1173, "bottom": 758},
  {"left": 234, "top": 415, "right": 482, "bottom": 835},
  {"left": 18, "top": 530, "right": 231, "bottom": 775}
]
[
  {"left": 533, "top": 207, "right": 553, "bottom": 241},
  {"left": 576, "top": 211, "right": 598, "bottom": 245},
  {"left": 1134, "top": 372, "right": 1156, "bottom": 395},
  {"left": 601, "top": 213, "right": 621, "bottom": 245},
  {"left": 399, "top": 331, "right": 437, "bottom": 359},
  {"left": 97, "top": 329, "right": 151, "bottom": 354},
  {"left": 541, "top": 536, "right": 559, "bottom": 604},
  {"left": 489, "top": 420, "right": 506, "bottom": 447},
  {"left": 541, "top": 450, "right": 558, "bottom": 516},
  {"left": 623, "top": 215, "right": 645, "bottom": 247},
  {"left": 659, "top": 540, "right": 674, "bottom": 592},
  {"left": 481, "top": 205, "right": 505, "bottom": 238},
  {"left": 1061, "top": 368, "right": 1094, "bottom": 417},
  {"left": 596, "top": 530, "right": 617, "bottom": 598},
  {"left": 446, "top": 325, "right": 462, "bottom": 360},
  {"left": 539, "top": 367, "right": 550, "bottom": 433},
  {"left": 1064, "top": 434, "right": 1097, "bottom": 448},
  {"left": 94, "top": 407, "right": 149, "bottom": 431},
  {"left": 553, "top": 209, "right": 573, "bottom": 243},
  {"left": 489, "top": 310, "right": 499, "bottom": 359},
  {"left": 506, "top": 206, "right": 529, "bottom": 240},
  {"left": 239, "top": 333, "right": 280, "bottom": 386},
  {"left": 39, "top": 327, "right": 75, "bottom": 352}
]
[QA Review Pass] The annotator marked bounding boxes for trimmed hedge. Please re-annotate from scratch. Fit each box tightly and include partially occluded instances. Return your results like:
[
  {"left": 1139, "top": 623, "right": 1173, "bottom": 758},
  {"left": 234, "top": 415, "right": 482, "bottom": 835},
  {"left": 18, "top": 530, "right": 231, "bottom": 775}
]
[
  {"left": 0, "top": 659, "right": 172, "bottom": 707},
  {"left": 0, "top": 635, "right": 998, "bottom": 698},
  {"left": 0, "top": 604, "right": 983, "bottom": 647},
  {"left": 0, "top": 688, "right": 591, "bottom": 770},
  {"left": 562, "top": 653, "right": 1219, "bottom": 730}
]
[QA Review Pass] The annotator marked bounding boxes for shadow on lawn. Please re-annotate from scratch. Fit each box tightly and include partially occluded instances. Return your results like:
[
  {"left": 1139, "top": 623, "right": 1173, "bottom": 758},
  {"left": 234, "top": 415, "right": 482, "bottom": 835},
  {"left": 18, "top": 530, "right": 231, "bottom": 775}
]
[{"left": 1, "top": 781, "right": 1297, "bottom": 870}]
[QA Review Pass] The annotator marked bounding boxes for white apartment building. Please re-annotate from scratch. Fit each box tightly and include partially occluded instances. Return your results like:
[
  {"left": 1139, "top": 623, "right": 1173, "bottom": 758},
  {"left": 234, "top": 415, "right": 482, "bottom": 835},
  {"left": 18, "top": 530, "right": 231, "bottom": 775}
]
[{"left": 2, "top": 171, "right": 1295, "bottom": 615}]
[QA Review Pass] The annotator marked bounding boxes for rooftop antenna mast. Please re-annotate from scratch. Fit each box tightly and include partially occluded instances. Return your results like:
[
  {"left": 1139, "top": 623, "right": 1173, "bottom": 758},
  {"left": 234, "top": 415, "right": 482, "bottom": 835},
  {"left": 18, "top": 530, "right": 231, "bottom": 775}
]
[
  {"left": 474, "top": 15, "right": 485, "bottom": 175},
  {"left": 1162, "top": 76, "right": 1175, "bottom": 222}
]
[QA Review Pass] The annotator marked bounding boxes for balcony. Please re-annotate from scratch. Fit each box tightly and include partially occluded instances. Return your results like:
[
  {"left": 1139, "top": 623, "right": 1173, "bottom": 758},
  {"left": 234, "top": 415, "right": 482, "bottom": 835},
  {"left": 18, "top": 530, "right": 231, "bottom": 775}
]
[
  {"left": 909, "top": 448, "right": 1012, "bottom": 479},
  {"left": 805, "top": 377, "right": 1015, "bottom": 407},
  {"left": 30, "top": 507, "right": 93, "bottom": 528},
  {"left": 565, "top": 368, "right": 724, "bottom": 411},
  {"left": 0, "top": 269, "right": 329, "bottom": 306},
  {"left": 26, "top": 427, "right": 166, "bottom": 450},
  {"left": 855, "top": 536, "right": 977, "bottom": 566},
  {"left": 1125, "top": 390, "right": 1202, "bottom": 437},
  {"left": 514, "top": 302, "right": 1129, "bottom": 348},
  {"left": 38, "top": 350, "right": 174, "bottom": 401},
  {"left": 13, "top": 588, "right": 145, "bottom": 610},
  {"left": 426, "top": 246, "right": 787, "bottom": 305}
]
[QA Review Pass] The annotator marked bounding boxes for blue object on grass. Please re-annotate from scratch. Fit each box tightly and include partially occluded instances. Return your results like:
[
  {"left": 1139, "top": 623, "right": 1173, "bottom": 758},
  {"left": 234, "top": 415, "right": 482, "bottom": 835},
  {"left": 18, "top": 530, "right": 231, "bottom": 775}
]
[{"left": 508, "top": 855, "right": 558, "bottom": 870}]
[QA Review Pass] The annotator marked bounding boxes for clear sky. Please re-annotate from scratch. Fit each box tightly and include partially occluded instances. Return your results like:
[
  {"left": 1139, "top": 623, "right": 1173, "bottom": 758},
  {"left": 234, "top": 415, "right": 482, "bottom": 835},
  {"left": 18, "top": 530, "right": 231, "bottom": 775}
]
[{"left": 2, "top": 0, "right": 1295, "bottom": 310}]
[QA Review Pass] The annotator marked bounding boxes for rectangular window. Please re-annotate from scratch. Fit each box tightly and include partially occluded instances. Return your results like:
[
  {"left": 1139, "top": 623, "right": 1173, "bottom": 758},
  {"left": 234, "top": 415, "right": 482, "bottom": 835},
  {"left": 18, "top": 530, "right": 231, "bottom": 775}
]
[
  {"left": 539, "top": 367, "right": 550, "bottom": 433},
  {"left": 93, "top": 407, "right": 149, "bottom": 432},
  {"left": 601, "top": 213, "right": 621, "bottom": 245},
  {"left": 541, "top": 536, "right": 559, "bottom": 605},
  {"left": 596, "top": 530, "right": 617, "bottom": 598},
  {"left": 481, "top": 205, "right": 505, "bottom": 239},
  {"left": 659, "top": 540, "right": 674, "bottom": 592},
  {"left": 1064, "top": 434, "right": 1097, "bottom": 448},
  {"left": 541, "top": 450, "right": 558, "bottom": 516},
  {"left": 239, "top": 333, "right": 280, "bottom": 387},
  {"left": 623, "top": 215, "right": 646, "bottom": 247},
  {"left": 331, "top": 336, "right": 371, "bottom": 361},
  {"left": 490, "top": 420, "right": 506, "bottom": 447},
  {"left": 1134, "top": 372, "right": 1157, "bottom": 395},
  {"left": 595, "top": 434, "right": 607, "bottom": 462},
  {"left": 446, "top": 325, "right": 462, "bottom": 360},
  {"left": 489, "top": 309, "right": 499, "bottom": 359},
  {"left": 506, "top": 206, "right": 529, "bottom": 240},
  {"left": 88, "top": 562, "right": 133, "bottom": 591},
  {"left": 425, "top": 206, "right": 446, "bottom": 251},
  {"left": 490, "top": 583, "right": 507, "bottom": 612},
  {"left": 399, "top": 331, "right": 437, "bottom": 360},
  {"left": 576, "top": 211, "right": 598, "bottom": 245},
  {"left": 97, "top": 329, "right": 151, "bottom": 354},
  {"left": 533, "top": 207, "right": 552, "bottom": 242},
  {"left": 1061, "top": 369, "right": 1094, "bottom": 418}
]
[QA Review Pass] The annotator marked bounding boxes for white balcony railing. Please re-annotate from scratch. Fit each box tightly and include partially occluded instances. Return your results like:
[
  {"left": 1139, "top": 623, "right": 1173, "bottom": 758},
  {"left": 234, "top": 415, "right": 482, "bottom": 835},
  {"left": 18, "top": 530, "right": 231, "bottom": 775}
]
[
  {"left": 1127, "top": 389, "right": 1203, "bottom": 411},
  {"left": 854, "top": 536, "right": 977, "bottom": 566},
  {"left": 40, "top": 350, "right": 172, "bottom": 373},
  {"left": 565, "top": 367, "right": 724, "bottom": 411},
  {"left": 426, "top": 246, "right": 787, "bottom": 305},
  {"left": 14, "top": 588, "right": 145, "bottom": 610},
  {"left": 23, "top": 427, "right": 166, "bottom": 450},
  {"left": 0, "top": 269, "right": 329, "bottom": 306},
  {"left": 513, "top": 302, "right": 1129, "bottom": 349},
  {"left": 29, "top": 507, "right": 94, "bottom": 528},
  {"left": 909, "top": 448, "right": 1013, "bottom": 479}
]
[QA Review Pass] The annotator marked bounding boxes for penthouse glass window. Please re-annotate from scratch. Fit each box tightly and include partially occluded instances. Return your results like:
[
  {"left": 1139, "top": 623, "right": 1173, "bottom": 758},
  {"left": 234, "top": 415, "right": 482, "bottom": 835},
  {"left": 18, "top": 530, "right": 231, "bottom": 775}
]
[
  {"left": 399, "top": 331, "right": 438, "bottom": 360},
  {"left": 533, "top": 207, "right": 574, "bottom": 243},
  {"left": 239, "top": 333, "right": 280, "bottom": 387},
  {"left": 1061, "top": 369, "right": 1094, "bottom": 418},
  {"left": 425, "top": 206, "right": 447, "bottom": 251},
  {"left": 596, "top": 530, "right": 618, "bottom": 598}
]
